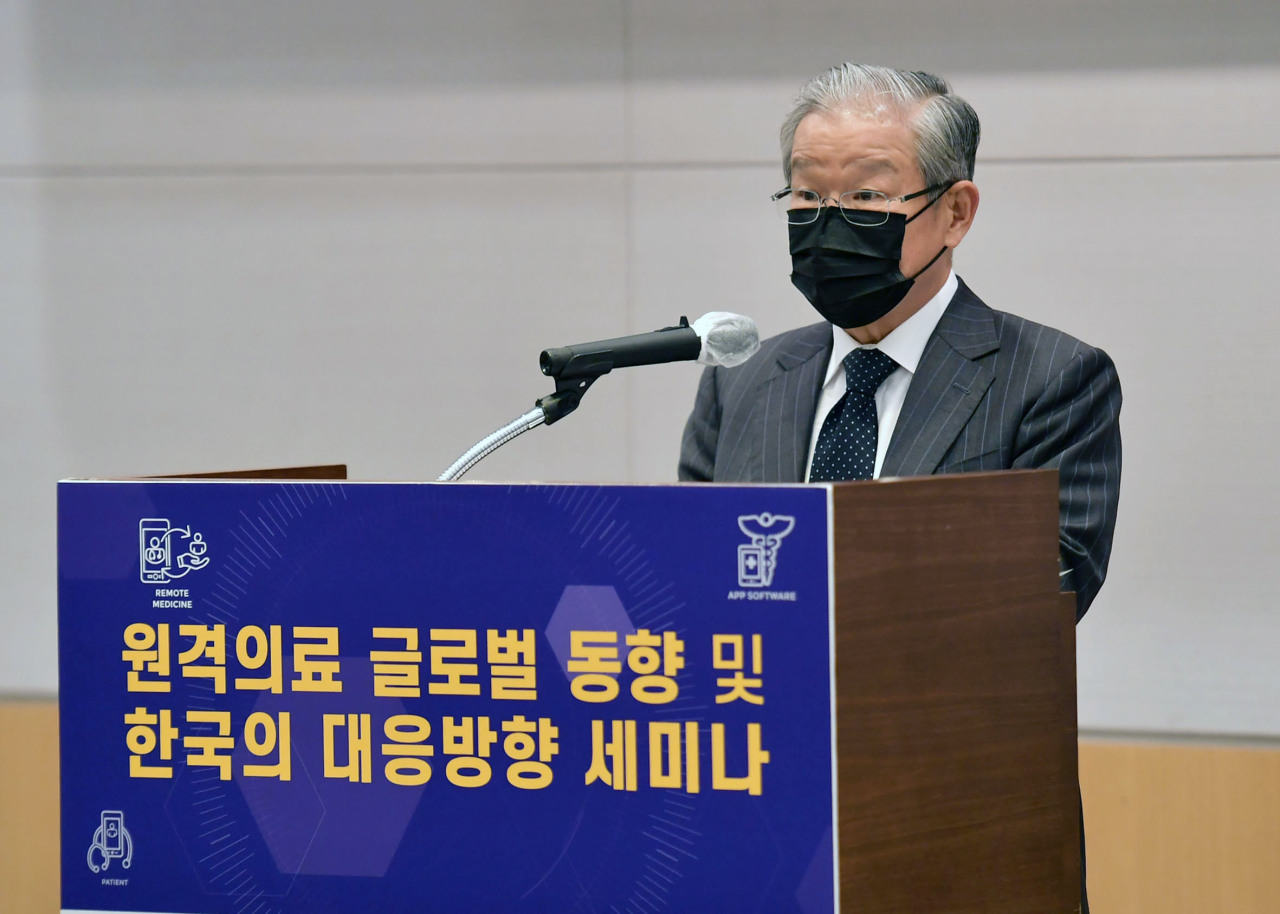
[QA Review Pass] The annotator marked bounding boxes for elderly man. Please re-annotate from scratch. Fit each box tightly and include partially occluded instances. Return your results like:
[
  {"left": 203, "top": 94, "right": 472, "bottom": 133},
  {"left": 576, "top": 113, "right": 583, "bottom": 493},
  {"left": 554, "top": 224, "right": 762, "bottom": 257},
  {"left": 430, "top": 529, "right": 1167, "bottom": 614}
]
[
  {"left": 679, "top": 63, "right": 1121, "bottom": 621},
  {"left": 678, "top": 62, "right": 1118, "bottom": 912}
]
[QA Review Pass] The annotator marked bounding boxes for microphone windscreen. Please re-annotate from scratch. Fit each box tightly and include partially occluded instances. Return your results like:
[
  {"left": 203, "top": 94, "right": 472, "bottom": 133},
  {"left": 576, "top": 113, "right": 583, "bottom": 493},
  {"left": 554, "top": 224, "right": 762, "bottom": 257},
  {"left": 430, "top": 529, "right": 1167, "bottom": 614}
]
[{"left": 693, "top": 312, "right": 760, "bottom": 368}]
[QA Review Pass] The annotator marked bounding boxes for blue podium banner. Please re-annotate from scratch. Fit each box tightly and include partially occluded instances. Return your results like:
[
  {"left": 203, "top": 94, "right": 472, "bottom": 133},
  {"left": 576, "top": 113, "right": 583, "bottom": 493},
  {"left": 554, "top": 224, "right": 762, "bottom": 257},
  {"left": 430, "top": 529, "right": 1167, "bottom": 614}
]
[{"left": 58, "top": 480, "right": 836, "bottom": 913}]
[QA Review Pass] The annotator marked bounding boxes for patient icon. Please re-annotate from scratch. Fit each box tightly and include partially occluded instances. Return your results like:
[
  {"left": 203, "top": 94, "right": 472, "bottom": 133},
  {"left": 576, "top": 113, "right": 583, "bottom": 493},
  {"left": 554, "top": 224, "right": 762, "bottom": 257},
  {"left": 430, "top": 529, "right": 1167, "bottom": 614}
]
[
  {"left": 176, "top": 532, "right": 210, "bottom": 572},
  {"left": 87, "top": 810, "right": 133, "bottom": 873}
]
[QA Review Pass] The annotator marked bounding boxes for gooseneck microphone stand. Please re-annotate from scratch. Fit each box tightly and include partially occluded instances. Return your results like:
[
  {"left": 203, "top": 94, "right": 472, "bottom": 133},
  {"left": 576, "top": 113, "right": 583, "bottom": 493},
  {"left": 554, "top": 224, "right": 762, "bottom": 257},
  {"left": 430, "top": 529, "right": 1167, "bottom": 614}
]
[{"left": 437, "top": 318, "right": 700, "bottom": 481}]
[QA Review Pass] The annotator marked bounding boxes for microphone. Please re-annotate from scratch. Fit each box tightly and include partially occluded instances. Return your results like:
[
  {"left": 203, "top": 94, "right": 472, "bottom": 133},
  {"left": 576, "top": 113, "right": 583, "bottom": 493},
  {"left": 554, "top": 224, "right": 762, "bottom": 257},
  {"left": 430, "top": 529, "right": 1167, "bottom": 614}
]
[
  {"left": 540, "top": 312, "right": 760, "bottom": 380},
  {"left": 443, "top": 313, "right": 761, "bottom": 474}
]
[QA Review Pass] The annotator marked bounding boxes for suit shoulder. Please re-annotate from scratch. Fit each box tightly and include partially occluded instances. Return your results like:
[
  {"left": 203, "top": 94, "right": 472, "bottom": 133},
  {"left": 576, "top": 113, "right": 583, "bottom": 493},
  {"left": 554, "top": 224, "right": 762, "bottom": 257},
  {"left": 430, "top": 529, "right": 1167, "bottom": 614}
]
[
  {"left": 955, "top": 287, "right": 1116, "bottom": 375},
  {"left": 946, "top": 282, "right": 1120, "bottom": 396},
  {"left": 992, "top": 308, "right": 1117, "bottom": 374}
]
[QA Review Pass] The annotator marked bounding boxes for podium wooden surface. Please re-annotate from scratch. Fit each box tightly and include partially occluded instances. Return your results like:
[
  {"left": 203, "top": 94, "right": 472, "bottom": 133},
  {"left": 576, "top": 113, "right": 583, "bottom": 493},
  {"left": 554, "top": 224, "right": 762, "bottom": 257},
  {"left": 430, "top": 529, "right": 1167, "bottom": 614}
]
[
  {"left": 832, "top": 470, "right": 1078, "bottom": 913},
  {"left": 147, "top": 463, "right": 348, "bottom": 480}
]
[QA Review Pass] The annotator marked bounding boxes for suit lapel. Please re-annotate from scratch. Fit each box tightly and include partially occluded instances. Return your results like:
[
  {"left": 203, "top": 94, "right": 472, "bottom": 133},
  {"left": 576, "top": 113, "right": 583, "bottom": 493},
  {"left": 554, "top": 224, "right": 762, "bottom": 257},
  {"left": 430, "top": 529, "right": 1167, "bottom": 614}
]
[
  {"left": 748, "top": 322, "right": 830, "bottom": 482},
  {"left": 882, "top": 282, "right": 1000, "bottom": 478}
]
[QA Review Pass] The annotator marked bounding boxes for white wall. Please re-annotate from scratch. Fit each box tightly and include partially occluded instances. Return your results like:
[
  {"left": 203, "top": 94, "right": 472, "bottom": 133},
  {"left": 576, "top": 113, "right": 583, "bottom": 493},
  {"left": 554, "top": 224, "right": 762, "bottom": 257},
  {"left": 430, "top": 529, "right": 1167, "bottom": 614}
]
[{"left": 3, "top": 1, "right": 1278, "bottom": 739}]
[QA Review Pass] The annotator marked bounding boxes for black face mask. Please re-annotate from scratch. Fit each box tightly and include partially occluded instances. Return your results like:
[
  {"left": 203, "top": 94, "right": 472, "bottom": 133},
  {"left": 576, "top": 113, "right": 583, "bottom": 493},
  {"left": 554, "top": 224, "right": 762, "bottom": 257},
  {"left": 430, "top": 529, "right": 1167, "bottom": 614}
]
[{"left": 789, "top": 198, "right": 948, "bottom": 329}]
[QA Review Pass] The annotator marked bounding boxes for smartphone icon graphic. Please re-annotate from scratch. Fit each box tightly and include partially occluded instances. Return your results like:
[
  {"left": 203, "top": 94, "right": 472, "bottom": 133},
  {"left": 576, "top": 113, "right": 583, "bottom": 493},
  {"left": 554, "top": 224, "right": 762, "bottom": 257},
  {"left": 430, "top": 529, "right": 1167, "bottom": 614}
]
[
  {"left": 101, "top": 811, "right": 124, "bottom": 853},
  {"left": 87, "top": 809, "right": 133, "bottom": 872},
  {"left": 140, "top": 519, "right": 171, "bottom": 583}
]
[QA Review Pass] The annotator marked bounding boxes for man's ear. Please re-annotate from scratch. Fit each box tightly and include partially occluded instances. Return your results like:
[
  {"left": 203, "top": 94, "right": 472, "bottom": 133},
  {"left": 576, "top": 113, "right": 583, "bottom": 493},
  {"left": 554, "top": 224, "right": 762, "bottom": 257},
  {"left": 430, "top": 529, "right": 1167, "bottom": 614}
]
[{"left": 943, "top": 180, "right": 979, "bottom": 248}]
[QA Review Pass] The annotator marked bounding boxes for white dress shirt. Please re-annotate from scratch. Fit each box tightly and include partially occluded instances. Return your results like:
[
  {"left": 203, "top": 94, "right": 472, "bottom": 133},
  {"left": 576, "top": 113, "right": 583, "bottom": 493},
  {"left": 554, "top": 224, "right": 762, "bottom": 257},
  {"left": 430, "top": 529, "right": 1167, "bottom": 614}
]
[{"left": 804, "top": 270, "right": 958, "bottom": 481}]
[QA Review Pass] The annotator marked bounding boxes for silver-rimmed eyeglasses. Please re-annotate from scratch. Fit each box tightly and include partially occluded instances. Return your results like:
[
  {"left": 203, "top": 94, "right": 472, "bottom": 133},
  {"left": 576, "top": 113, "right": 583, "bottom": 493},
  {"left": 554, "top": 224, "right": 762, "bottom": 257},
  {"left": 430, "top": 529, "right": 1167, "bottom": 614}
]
[{"left": 770, "top": 182, "right": 953, "bottom": 226}]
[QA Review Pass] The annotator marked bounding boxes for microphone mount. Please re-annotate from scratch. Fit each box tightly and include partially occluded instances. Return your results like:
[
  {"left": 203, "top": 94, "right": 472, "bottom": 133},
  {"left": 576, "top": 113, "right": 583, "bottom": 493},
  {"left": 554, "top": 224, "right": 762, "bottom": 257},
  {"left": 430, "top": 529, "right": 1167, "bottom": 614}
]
[{"left": 534, "top": 374, "right": 599, "bottom": 427}]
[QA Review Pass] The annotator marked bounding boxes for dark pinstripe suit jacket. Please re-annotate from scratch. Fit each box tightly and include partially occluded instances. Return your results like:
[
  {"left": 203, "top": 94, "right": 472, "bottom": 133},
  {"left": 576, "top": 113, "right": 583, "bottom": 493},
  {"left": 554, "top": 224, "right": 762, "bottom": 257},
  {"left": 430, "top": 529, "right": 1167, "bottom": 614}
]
[{"left": 679, "top": 279, "right": 1122, "bottom": 618}]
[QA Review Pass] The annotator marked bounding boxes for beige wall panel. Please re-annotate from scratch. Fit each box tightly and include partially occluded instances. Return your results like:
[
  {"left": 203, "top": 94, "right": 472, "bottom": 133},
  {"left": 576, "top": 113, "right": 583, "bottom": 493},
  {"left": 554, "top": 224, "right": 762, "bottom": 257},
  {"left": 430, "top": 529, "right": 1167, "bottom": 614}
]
[
  {"left": 629, "top": 67, "right": 1280, "bottom": 166},
  {"left": 629, "top": 80, "right": 794, "bottom": 166},
  {"left": 0, "top": 1, "right": 37, "bottom": 163},
  {"left": 1080, "top": 739, "right": 1280, "bottom": 914},
  {"left": 9, "top": 85, "right": 628, "bottom": 170},
  {"left": 627, "top": 0, "right": 1280, "bottom": 80},
  {"left": 0, "top": 178, "right": 59, "bottom": 690},
  {"left": 0, "top": 700, "right": 59, "bottom": 914},
  {"left": 0, "top": 171, "right": 629, "bottom": 693},
  {"left": 0, "top": 1, "right": 625, "bottom": 167},
  {"left": 628, "top": 0, "right": 1280, "bottom": 164},
  {"left": 959, "top": 67, "right": 1280, "bottom": 161}
]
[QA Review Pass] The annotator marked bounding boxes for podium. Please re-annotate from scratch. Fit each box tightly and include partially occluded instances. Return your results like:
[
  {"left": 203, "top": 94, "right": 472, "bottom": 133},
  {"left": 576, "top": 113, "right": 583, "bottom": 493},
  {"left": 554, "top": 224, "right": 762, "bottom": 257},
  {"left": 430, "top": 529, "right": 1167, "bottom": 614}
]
[
  {"left": 57, "top": 469, "right": 1077, "bottom": 913},
  {"left": 827, "top": 470, "right": 1078, "bottom": 912}
]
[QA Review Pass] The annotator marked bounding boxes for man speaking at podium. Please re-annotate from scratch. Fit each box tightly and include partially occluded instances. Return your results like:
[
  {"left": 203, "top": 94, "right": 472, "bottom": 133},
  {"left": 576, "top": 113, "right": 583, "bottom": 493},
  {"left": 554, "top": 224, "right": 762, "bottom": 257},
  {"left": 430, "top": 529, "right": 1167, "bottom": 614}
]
[{"left": 679, "top": 63, "right": 1121, "bottom": 623}]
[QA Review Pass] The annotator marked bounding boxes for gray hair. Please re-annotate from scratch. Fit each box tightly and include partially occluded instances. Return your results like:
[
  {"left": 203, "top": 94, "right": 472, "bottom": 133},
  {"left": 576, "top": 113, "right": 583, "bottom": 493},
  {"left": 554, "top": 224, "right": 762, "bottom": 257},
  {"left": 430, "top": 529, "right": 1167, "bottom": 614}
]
[{"left": 780, "top": 64, "right": 980, "bottom": 192}]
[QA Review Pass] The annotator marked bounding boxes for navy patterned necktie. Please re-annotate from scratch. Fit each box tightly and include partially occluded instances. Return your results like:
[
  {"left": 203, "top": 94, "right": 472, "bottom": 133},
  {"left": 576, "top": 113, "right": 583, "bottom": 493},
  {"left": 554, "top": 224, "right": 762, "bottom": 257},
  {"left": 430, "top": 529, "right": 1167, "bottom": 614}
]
[{"left": 810, "top": 348, "right": 898, "bottom": 482}]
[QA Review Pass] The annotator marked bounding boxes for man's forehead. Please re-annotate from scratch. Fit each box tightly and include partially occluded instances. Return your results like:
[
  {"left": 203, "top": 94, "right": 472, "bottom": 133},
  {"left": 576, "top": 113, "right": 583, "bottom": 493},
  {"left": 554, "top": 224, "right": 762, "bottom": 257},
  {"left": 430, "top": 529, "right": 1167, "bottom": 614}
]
[
  {"left": 790, "top": 154, "right": 899, "bottom": 176},
  {"left": 789, "top": 107, "right": 918, "bottom": 180}
]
